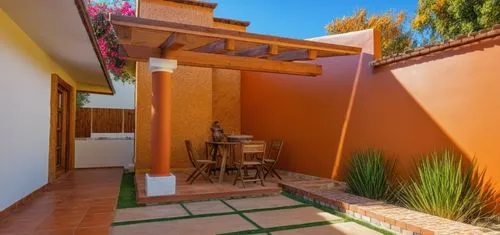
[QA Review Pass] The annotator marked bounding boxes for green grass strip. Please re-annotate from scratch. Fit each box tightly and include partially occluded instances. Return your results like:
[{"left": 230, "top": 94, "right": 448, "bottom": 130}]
[
  {"left": 218, "top": 219, "right": 344, "bottom": 235},
  {"left": 220, "top": 200, "right": 263, "bottom": 229},
  {"left": 117, "top": 172, "right": 140, "bottom": 209},
  {"left": 180, "top": 203, "right": 193, "bottom": 216},
  {"left": 281, "top": 191, "right": 395, "bottom": 235}
]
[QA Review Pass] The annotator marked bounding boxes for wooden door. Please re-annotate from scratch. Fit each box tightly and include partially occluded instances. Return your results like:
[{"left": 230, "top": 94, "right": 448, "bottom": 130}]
[{"left": 55, "top": 83, "right": 70, "bottom": 177}]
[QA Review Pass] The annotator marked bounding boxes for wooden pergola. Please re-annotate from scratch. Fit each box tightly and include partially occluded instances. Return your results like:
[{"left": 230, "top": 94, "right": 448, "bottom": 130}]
[
  {"left": 109, "top": 15, "right": 362, "bottom": 196},
  {"left": 111, "top": 15, "right": 362, "bottom": 76}
]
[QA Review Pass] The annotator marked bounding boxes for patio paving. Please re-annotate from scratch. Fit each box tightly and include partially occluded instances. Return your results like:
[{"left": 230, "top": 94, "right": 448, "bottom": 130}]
[
  {"left": 225, "top": 195, "right": 302, "bottom": 211},
  {"left": 111, "top": 214, "right": 256, "bottom": 234},
  {"left": 243, "top": 206, "right": 342, "bottom": 228},
  {"left": 113, "top": 204, "right": 188, "bottom": 222},
  {"left": 182, "top": 200, "right": 234, "bottom": 215},
  {"left": 111, "top": 195, "right": 387, "bottom": 234},
  {"left": 0, "top": 168, "right": 122, "bottom": 235},
  {"left": 273, "top": 222, "right": 382, "bottom": 235}
]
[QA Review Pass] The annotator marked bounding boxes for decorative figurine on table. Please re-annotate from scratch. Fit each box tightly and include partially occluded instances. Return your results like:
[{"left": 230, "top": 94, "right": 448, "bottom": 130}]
[{"left": 211, "top": 121, "right": 225, "bottom": 142}]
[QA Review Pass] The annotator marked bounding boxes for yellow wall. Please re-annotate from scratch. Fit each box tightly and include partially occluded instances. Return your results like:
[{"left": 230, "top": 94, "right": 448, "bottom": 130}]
[{"left": 0, "top": 9, "right": 78, "bottom": 210}]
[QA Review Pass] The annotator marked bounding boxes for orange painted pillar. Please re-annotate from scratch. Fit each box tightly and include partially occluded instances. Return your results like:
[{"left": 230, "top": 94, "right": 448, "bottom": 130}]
[{"left": 149, "top": 58, "right": 177, "bottom": 176}]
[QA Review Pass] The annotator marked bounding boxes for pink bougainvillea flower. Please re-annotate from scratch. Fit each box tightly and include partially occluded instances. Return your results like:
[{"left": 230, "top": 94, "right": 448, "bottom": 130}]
[{"left": 88, "top": 0, "right": 135, "bottom": 83}]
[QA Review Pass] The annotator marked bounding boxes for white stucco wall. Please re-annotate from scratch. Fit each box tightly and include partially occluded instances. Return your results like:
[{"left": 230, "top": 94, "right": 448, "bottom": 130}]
[
  {"left": 77, "top": 79, "right": 136, "bottom": 168},
  {"left": 85, "top": 79, "right": 135, "bottom": 109},
  {"left": 0, "top": 10, "right": 52, "bottom": 211},
  {"left": 75, "top": 139, "right": 134, "bottom": 168}
]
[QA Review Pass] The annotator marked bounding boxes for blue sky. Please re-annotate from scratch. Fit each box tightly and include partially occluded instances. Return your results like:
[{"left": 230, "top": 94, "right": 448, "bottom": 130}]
[{"left": 212, "top": 0, "right": 418, "bottom": 39}]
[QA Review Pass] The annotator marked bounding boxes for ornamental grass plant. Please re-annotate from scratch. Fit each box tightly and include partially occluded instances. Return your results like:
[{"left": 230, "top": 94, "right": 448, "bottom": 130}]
[
  {"left": 398, "top": 150, "right": 497, "bottom": 225},
  {"left": 346, "top": 149, "right": 395, "bottom": 200}
]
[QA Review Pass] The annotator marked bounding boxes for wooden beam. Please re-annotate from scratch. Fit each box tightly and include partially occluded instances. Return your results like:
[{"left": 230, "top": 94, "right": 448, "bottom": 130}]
[
  {"left": 234, "top": 44, "right": 278, "bottom": 57},
  {"left": 119, "top": 44, "right": 322, "bottom": 76},
  {"left": 160, "top": 33, "right": 185, "bottom": 50},
  {"left": 110, "top": 15, "right": 362, "bottom": 55},
  {"left": 191, "top": 39, "right": 235, "bottom": 53},
  {"left": 270, "top": 49, "right": 319, "bottom": 61}
]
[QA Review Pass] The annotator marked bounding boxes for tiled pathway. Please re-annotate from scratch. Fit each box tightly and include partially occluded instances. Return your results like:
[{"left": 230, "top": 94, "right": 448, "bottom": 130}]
[
  {"left": 0, "top": 168, "right": 122, "bottom": 235},
  {"left": 111, "top": 195, "right": 387, "bottom": 234}
]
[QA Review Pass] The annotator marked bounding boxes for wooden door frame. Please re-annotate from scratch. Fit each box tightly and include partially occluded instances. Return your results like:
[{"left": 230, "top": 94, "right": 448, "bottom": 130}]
[{"left": 48, "top": 74, "right": 76, "bottom": 182}]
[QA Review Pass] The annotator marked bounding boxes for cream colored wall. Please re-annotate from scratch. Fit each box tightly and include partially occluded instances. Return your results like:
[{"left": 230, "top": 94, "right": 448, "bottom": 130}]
[{"left": 0, "top": 9, "right": 77, "bottom": 211}]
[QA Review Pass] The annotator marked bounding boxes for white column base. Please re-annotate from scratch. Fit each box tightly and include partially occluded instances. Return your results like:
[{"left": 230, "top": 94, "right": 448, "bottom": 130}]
[{"left": 145, "top": 173, "right": 176, "bottom": 197}]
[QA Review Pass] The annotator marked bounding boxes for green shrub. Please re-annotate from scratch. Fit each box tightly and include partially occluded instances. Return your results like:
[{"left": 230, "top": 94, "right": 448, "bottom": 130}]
[
  {"left": 346, "top": 149, "right": 394, "bottom": 200},
  {"left": 398, "top": 150, "right": 496, "bottom": 225}
]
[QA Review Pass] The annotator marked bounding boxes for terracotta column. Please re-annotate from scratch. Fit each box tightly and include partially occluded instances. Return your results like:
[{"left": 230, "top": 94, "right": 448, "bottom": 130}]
[{"left": 149, "top": 58, "right": 177, "bottom": 176}]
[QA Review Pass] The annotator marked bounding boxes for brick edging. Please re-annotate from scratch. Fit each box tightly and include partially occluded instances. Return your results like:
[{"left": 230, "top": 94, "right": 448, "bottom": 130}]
[{"left": 279, "top": 182, "right": 495, "bottom": 235}]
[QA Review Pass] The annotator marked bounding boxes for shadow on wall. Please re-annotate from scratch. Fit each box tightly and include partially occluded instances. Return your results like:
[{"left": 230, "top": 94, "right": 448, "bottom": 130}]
[
  {"left": 241, "top": 31, "right": 500, "bottom": 209},
  {"left": 335, "top": 57, "right": 469, "bottom": 180},
  {"left": 242, "top": 53, "right": 363, "bottom": 178},
  {"left": 339, "top": 38, "right": 500, "bottom": 183},
  {"left": 242, "top": 51, "right": 468, "bottom": 180}
]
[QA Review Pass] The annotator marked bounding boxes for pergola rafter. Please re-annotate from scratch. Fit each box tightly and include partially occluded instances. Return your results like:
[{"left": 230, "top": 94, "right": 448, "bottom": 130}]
[{"left": 110, "top": 14, "right": 362, "bottom": 76}]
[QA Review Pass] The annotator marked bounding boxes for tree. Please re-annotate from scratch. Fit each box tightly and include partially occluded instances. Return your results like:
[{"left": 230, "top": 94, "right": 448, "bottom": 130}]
[
  {"left": 412, "top": 0, "right": 500, "bottom": 41},
  {"left": 76, "top": 92, "right": 90, "bottom": 108},
  {"left": 88, "top": 0, "right": 135, "bottom": 83},
  {"left": 325, "top": 9, "right": 413, "bottom": 56}
]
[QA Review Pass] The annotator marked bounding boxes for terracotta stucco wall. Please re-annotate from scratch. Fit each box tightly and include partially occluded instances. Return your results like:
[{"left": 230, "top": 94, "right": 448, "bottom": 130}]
[
  {"left": 241, "top": 29, "right": 500, "bottom": 195},
  {"left": 135, "top": 0, "right": 214, "bottom": 171},
  {"left": 341, "top": 37, "right": 500, "bottom": 189},
  {"left": 241, "top": 30, "right": 378, "bottom": 178}
]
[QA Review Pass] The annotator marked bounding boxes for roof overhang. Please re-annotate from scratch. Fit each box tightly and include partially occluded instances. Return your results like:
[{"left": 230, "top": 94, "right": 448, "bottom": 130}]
[
  {"left": 0, "top": 0, "right": 114, "bottom": 94},
  {"left": 110, "top": 15, "right": 362, "bottom": 76}
]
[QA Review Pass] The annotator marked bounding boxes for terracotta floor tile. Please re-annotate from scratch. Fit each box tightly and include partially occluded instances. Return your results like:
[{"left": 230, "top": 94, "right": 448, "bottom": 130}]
[
  {"left": 75, "top": 226, "right": 110, "bottom": 235},
  {"left": 113, "top": 204, "right": 188, "bottom": 222},
  {"left": 111, "top": 214, "right": 256, "bottom": 235},
  {"left": 0, "top": 169, "right": 122, "bottom": 235},
  {"left": 272, "top": 222, "right": 382, "bottom": 235},
  {"left": 244, "top": 207, "right": 341, "bottom": 228},
  {"left": 225, "top": 195, "right": 302, "bottom": 211},
  {"left": 79, "top": 212, "right": 115, "bottom": 228},
  {"left": 34, "top": 228, "right": 76, "bottom": 235},
  {"left": 36, "top": 214, "right": 85, "bottom": 230},
  {"left": 183, "top": 200, "right": 234, "bottom": 215}
]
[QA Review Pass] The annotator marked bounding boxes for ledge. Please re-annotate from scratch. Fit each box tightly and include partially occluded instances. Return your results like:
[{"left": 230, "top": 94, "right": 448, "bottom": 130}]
[
  {"left": 163, "top": 0, "right": 217, "bottom": 9},
  {"left": 213, "top": 17, "right": 250, "bottom": 27}
]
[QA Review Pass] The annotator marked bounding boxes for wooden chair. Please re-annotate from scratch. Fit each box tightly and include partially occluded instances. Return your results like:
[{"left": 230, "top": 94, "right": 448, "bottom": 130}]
[
  {"left": 233, "top": 141, "right": 266, "bottom": 187},
  {"left": 185, "top": 140, "right": 216, "bottom": 184},
  {"left": 263, "top": 140, "right": 283, "bottom": 180}
]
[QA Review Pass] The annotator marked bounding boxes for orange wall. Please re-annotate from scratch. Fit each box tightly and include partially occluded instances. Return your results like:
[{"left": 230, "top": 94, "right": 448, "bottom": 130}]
[
  {"left": 241, "top": 30, "right": 500, "bottom": 195},
  {"left": 242, "top": 30, "right": 378, "bottom": 178}
]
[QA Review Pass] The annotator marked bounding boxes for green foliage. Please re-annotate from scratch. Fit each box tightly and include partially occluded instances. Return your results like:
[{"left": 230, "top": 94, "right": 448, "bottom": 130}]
[
  {"left": 398, "top": 150, "right": 497, "bottom": 225},
  {"left": 412, "top": 0, "right": 500, "bottom": 41},
  {"left": 325, "top": 9, "right": 413, "bottom": 56},
  {"left": 346, "top": 149, "right": 394, "bottom": 200},
  {"left": 76, "top": 92, "right": 90, "bottom": 108}
]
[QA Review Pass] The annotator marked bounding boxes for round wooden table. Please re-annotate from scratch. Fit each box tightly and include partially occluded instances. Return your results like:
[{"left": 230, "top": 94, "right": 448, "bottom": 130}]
[{"left": 206, "top": 141, "right": 240, "bottom": 184}]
